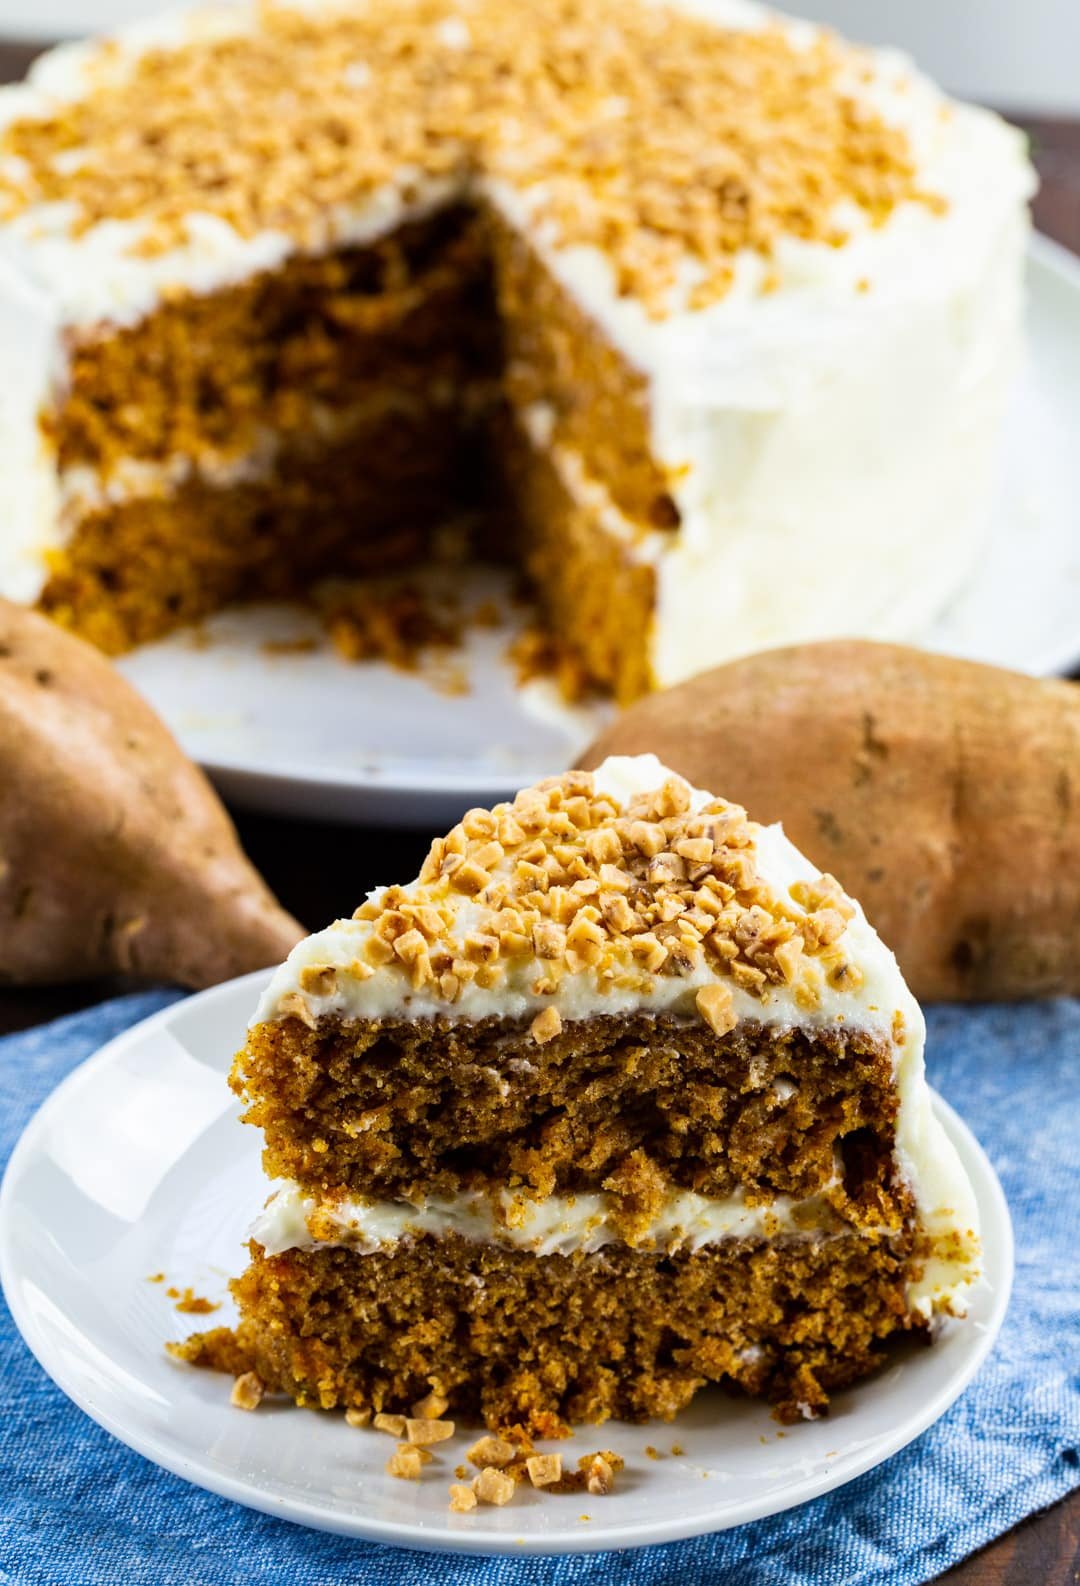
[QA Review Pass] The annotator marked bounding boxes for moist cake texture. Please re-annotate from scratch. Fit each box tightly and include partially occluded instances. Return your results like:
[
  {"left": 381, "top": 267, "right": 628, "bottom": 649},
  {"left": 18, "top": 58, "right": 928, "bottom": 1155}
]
[
  {"left": 174, "top": 754, "right": 981, "bottom": 1432},
  {"left": 0, "top": 0, "right": 1034, "bottom": 695}
]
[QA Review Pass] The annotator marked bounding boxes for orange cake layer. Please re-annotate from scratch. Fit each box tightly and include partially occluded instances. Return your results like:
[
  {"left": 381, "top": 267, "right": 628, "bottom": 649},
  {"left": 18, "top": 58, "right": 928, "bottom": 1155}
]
[
  {"left": 40, "top": 400, "right": 486, "bottom": 652},
  {"left": 236, "top": 1010, "right": 905, "bottom": 1217},
  {"left": 49, "top": 205, "right": 493, "bottom": 474},
  {"left": 497, "top": 412, "right": 657, "bottom": 702},
  {"left": 174, "top": 1227, "right": 924, "bottom": 1433}
]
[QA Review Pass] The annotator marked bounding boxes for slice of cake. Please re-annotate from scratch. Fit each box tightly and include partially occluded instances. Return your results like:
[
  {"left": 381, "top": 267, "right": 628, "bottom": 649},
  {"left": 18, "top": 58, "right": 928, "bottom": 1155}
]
[
  {"left": 175, "top": 754, "right": 980, "bottom": 1432},
  {"left": 0, "top": 0, "right": 1034, "bottom": 697}
]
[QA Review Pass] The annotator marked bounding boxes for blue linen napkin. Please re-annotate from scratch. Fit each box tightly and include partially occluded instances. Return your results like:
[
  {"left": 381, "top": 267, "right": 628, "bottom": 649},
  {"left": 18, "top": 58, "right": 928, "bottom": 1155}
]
[{"left": 0, "top": 991, "right": 1077, "bottom": 1586}]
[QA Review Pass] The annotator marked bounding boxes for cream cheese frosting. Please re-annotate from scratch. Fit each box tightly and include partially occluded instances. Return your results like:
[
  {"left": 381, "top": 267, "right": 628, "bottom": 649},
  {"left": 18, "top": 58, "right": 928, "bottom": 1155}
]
[
  {"left": 254, "top": 751, "right": 909, "bottom": 1035},
  {"left": 251, "top": 1177, "right": 860, "bottom": 1259}
]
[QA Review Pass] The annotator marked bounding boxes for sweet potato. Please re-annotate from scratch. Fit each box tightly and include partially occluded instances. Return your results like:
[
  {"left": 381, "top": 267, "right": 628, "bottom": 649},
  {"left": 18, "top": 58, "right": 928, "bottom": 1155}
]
[
  {"left": 0, "top": 599, "right": 304, "bottom": 987},
  {"left": 578, "top": 640, "right": 1080, "bottom": 1001}
]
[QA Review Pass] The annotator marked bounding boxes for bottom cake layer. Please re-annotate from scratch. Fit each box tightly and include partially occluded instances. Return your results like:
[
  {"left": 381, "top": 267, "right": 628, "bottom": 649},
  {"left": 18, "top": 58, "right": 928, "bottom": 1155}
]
[
  {"left": 38, "top": 397, "right": 489, "bottom": 654},
  {"left": 173, "top": 1228, "right": 927, "bottom": 1434}
]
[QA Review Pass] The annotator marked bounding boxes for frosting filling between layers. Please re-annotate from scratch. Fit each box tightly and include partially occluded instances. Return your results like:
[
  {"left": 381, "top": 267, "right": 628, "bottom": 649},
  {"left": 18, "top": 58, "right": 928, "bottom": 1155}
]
[
  {"left": 53, "top": 387, "right": 467, "bottom": 519},
  {"left": 251, "top": 1177, "right": 879, "bottom": 1259},
  {"left": 249, "top": 1174, "right": 975, "bottom": 1322}
]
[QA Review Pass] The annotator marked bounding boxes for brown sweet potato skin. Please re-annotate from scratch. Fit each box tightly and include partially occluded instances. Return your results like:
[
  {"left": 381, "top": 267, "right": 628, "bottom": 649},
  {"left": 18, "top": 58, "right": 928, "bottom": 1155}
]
[
  {"left": 0, "top": 599, "right": 304, "bottom": 988},
  {"left": 578, "top": 641, "right": 1080, "bottom": 1001}
]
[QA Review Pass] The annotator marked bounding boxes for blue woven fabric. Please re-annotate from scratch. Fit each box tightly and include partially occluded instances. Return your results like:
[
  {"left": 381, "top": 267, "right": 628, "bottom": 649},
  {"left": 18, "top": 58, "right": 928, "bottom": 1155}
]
[{"left": 0, "top": 992, "right": 1077, "bottom": 1586}]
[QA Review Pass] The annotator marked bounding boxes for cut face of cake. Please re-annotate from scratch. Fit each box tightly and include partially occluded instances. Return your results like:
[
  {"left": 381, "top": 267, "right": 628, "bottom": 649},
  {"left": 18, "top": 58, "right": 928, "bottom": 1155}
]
[
  {"left": 0, "top": 0, "right": 1034, "bottom": 698},
  {"left": 174, "top": 755, "right": 980, "bottom": 1433}
]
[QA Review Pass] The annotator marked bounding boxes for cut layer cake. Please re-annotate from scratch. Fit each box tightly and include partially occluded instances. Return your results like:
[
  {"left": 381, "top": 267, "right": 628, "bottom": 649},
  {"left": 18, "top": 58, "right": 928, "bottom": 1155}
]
[
  {"left": 174, "top": 755, "right": 980, "bottom": 1433},
  {"left": 0, "top": 0, "right": 1034, "bottom": 698}
]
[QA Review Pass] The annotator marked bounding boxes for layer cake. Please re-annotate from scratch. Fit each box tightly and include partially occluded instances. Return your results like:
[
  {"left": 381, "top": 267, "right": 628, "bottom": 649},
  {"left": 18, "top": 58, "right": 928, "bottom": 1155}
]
[
  {"left": 174, "top": 755, "right": 980, "bottom": 1433},
  {"left": 0, "top": 0, "right": 1035, "bottom": 698}
]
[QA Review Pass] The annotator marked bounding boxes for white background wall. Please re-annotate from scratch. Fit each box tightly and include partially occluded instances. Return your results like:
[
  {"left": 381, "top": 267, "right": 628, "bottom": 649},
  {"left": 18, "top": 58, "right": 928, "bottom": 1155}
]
[
  {"left": 795, "top": 0, "right": 1080, "bottom": 114},
  {"left": 0, "top": 0, "right": 1078, "bottom": 113}
]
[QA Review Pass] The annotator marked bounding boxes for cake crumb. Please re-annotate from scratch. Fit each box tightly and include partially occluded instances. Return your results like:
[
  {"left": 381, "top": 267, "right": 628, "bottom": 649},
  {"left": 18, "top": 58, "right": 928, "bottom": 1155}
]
[
  {"left": 579, "top": 1451, "right": 623, "bottom": 1495},
  {"left": 645, "top": 1445, "right": 663, "bottom": 1460},
  {"left": 262, "top": 636, "right": 318, "bottom": 656},
  {"left": 373, "top": 1413, "right": 407, "bottom": 1436},
  {"left": 449, "top": 1483, "right": 478, "bottom": 1512},
  {"left": 526, "top": 1453, "right": 562, "bottom": 1488},
  {"left": 671, "top": 1442, "right": 685, "bottom": 1457},
  {"left": 387, "top": 1446, "right": 425, "bottom": 1480},
  {"left": 507, "top": 622, "right": 594, "bottom": 705},
  {"left": 345, "top": 1407, "right": 372, "bottom": 1428},
  {"left": 323, "top": 580, "right": 460, "bottom": 671},
  {"left": 405, "top": 1417, "right": 455, "bottom": 1446},
  {"left": 584, "top": 1455, "right": 615, "bottom": 1496},
  {"left": 146, "top": 1272, "right": 165, "bottom": 1283},
  {"left": 473, "top": 1466, "right": 515, "bottom": 1506},
  {"left": 230, "top": 1372, "right": 264, "bottom": 1411},
  {"left": 171, "top": 1287, "right": 220, "bottom": 1315},
  {"left": 467, "top": 1434, "right": 516, "bottom": 1468}
]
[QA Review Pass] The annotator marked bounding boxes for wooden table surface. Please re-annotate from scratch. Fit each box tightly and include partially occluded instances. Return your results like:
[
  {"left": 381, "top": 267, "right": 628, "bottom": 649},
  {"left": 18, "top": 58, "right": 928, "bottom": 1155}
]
[{"left": 0, "top": 37, "right": 1076, "bottom": 1585}]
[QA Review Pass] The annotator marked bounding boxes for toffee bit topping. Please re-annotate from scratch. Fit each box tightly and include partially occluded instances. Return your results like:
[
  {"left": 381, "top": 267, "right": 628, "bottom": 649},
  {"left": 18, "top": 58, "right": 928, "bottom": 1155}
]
[
  {"left": 299, "top": 964, "right": 337, "bottom": 996},
  {"left": 411, "top": 1390, "right": 449, "bottom": 1420},
  {"left": 526, "top": 1453, "right": 563, "bottom": 1488},
  {"left": 229, "top": 1371, "right": 264, "bottom": 1411},
  {"left": 473, "top": 1466, "right": 516, "bottom": 1506},
  {"left": 277, "top": 990, "right": 317, "bottom": 1029},
  {"left": 338, "top": 765, "right": 862, "bottom": 1026},
  {"left": 584, "top": 1454, "right": 616, "bottom": 1496},
  {"left": 530, "top": 1005, "right": 563, "bottom": 1045},
  {"left": 405, "top": 1417, "right": 455, "bottom": 1445},
  {"left": 387, "top": 1445, "right": 426, "bottom": 1480},
  {"left": 466, "top": 1434, "right": 516, "bottom": 1469},
  {"left": 695, "top": 982, "right": 736, "bottom": 1038},
  {"left": 448, "top": 1482, "right": 478, "bottom": 1512},
  {"left": 0, "top": 0, "right": 941, "bottom": 317}
]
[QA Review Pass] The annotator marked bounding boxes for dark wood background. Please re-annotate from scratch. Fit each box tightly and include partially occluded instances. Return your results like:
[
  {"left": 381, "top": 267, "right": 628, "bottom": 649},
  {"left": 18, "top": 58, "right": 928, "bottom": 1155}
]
[{"left": 0, "top": 38, "right": 1076, "bottom": 1584}]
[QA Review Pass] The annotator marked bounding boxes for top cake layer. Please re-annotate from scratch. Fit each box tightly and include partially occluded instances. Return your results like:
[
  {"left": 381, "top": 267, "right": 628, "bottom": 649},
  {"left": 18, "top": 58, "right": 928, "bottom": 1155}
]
[{"left": 0, "top": 0, "right": 1030, "bottom": 333}]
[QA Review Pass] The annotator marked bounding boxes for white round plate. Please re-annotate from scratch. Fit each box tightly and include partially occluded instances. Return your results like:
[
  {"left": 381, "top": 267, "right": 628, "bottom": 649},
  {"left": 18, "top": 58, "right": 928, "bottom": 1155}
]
[
  {"left": 0, "top": 970, "right": 1012, "bottom": 1557},
  {"left": 107, "top": 234, "right": 1080, "bottom": 826}
]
